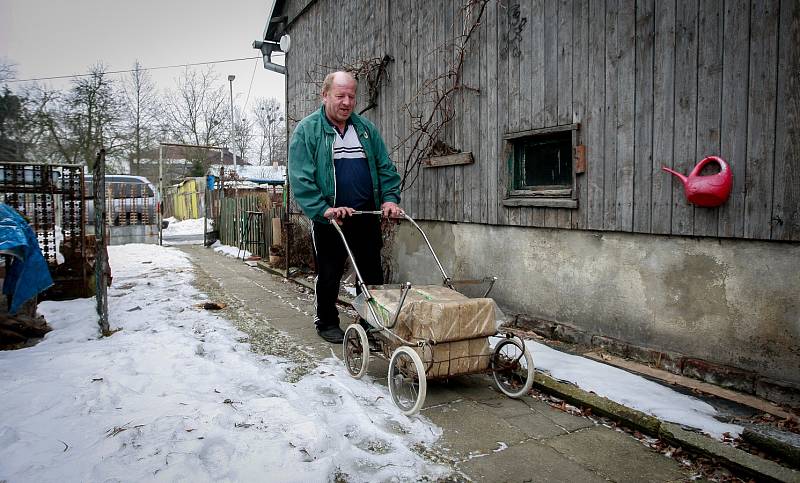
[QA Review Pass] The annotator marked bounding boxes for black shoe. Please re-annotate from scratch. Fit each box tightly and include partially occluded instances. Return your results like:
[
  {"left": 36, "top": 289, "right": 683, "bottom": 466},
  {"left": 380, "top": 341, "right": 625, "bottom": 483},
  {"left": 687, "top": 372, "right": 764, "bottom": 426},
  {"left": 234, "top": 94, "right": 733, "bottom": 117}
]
[{"left": 317, "top": 326, "right": 345, "bottom": 344}]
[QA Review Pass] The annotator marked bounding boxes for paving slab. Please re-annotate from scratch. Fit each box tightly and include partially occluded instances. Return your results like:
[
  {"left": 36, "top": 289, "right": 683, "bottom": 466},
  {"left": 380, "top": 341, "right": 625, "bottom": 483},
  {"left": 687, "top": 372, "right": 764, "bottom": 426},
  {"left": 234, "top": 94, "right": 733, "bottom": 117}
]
[
  {"left": 458, "top": 439, "right": 609, "bottom": 483},
  {"left": 546, "top": 426, "right": 688, "bottom": 483},
  {"left": 422, "top": 399, "right": 529, "bottom": 459}
]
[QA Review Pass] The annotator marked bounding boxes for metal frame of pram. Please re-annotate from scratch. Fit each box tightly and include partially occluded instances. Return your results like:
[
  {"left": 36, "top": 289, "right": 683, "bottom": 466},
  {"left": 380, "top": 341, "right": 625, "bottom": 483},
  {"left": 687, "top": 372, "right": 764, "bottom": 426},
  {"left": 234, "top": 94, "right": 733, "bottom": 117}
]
[{"left": 332, "top": 211, "right": 535, "bottom": 415}]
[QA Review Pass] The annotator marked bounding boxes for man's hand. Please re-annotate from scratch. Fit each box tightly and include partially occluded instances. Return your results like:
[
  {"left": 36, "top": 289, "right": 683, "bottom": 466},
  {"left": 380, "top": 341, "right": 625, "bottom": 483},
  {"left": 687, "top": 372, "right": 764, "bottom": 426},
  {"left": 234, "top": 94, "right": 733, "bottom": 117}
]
[
  {"left": 381, "top": 201, "right": 404, "bottom": 219},
  {"left": 324, "top": 206, "right": 354, "bottom": 225}
]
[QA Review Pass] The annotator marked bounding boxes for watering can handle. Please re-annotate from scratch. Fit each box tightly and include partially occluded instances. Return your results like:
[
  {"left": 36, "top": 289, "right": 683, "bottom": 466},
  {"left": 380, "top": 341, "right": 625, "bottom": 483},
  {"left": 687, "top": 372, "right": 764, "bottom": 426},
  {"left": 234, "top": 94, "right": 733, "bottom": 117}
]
[{"left": 689, "top": 156, "right": 728, "bottom": 177}]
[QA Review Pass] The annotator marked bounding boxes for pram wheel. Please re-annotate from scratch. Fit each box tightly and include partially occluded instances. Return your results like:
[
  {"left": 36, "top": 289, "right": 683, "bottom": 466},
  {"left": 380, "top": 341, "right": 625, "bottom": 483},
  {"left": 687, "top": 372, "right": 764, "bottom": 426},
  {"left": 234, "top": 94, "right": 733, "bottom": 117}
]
[
  {"left": 343, "top": 323, "right": 370, "bottom": 379},
  {"left": 491, "top": 338, "right": 534, "bottom": 398},
  {"left": 388, "top": 346, "right": 427, "bottom": 415}
]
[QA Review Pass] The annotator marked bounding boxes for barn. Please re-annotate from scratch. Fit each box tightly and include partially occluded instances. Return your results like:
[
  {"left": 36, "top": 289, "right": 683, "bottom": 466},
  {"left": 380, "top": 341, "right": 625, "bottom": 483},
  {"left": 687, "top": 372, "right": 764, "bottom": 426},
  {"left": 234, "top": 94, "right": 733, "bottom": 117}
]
[{"left": 258, "top": 0, "right": 800, "bottom": 402}]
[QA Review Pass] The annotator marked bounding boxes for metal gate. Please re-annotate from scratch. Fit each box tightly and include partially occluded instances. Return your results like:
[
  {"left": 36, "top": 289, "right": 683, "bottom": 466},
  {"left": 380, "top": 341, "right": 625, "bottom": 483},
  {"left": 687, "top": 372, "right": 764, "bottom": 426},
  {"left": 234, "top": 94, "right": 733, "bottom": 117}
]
[{"left": 0, "top": 162, "right": 90, "bottom": 298}]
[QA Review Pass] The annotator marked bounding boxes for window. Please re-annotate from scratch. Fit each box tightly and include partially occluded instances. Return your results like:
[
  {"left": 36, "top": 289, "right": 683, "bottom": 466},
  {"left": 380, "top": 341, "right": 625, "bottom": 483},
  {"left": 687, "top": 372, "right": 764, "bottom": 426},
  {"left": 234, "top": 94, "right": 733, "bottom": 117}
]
[{"left": 503, "top": 123, "right": 580, "bottom": 209}]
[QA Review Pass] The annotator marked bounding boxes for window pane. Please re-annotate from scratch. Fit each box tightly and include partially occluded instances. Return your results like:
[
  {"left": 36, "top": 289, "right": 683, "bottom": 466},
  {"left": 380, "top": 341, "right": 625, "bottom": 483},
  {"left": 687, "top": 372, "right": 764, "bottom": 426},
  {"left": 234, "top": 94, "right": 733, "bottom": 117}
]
[{"left": 522, "top": 133, "right": 572, "bottom": 188}]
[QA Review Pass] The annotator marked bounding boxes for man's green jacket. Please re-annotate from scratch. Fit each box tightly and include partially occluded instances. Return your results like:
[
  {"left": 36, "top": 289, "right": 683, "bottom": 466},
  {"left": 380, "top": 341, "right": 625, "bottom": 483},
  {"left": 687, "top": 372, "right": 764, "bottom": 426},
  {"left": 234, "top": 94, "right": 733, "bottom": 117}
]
[{"left": 288, "top": 106, "right": 401, "bottom": 223}]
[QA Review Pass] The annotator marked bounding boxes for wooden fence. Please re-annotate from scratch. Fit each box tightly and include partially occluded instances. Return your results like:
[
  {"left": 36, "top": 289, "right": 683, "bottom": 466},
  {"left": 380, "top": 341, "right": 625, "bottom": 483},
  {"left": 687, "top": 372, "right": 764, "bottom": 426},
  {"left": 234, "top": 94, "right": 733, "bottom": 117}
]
[{"left": 211, "top": 191, "right": 283, "bottom": 259}]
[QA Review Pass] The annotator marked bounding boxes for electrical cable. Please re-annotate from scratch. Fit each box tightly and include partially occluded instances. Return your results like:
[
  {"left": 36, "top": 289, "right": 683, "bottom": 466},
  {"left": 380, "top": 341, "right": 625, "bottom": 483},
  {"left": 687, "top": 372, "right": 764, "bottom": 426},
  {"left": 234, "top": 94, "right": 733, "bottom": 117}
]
[
  {"left": 5, "top": 56, "right": 262, "bottom": 83},
  {"left": 243, "top": 57, "right": 258, "bottom": 112}
]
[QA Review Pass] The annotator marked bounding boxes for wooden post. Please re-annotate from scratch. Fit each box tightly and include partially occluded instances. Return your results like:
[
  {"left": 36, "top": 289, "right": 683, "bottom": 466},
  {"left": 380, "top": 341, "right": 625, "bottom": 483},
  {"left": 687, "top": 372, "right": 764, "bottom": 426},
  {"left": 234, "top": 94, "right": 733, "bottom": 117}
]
[{"left": 93, "top": 149, "right": 110, "bottom": 336}]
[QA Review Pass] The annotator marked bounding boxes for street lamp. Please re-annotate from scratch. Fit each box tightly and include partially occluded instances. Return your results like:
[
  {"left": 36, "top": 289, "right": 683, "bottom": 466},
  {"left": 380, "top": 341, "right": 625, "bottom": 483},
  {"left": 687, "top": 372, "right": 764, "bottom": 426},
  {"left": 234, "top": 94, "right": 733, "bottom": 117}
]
[
  {"left": 228, "top": 74, "right": 239, "bottom": 245},
  {"left": 227, "top": 75, "right": 237, "bottom": 180}
]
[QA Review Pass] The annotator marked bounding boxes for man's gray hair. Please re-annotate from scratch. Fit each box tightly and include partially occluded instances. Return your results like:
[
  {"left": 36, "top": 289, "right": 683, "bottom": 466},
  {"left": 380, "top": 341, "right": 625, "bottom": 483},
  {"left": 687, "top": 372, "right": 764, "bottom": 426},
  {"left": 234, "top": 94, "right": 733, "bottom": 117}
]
[{"left": 322, "top": 71, "right": 357, "bottom": 95}]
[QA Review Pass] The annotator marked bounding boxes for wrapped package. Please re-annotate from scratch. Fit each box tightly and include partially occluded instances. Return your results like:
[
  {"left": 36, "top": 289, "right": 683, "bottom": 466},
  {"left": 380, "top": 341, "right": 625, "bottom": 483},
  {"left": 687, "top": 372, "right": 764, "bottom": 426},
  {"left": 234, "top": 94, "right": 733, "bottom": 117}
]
[
  {"left": 365, "top": 285, "right": 496, "bottom": 344},
  {"left": 413, "top": 337, "right": 491, "bottom": 377}
]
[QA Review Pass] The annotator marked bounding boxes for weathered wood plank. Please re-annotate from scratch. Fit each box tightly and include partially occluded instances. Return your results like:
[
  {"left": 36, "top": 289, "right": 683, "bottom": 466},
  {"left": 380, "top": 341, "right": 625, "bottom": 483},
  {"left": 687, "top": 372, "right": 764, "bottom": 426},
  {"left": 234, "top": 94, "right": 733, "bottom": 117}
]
[
  {"left": 651, "top": 0, "right": 676, "bottom": 234},
  {"left": 496, "top": 1, "right": 506, "bottom": 225},
  {"left": 421, "top": 0, "right": 434, "bottom": 221},
  {"left": 718, "top": 0, "right": 748, "bottom": 238},
  {"left": 543, "top": 0, "right": 558, "bottom": 128},
  {"left": 497, "top": 0, "right": 510, "bottom": 226},
  {"left": 557, "top": 0, "right": 573, "bottom": 126},
  {"left": 528, "top": 0, "right": 543, "bottom": 130},
  {"left": 571, "top": 0, "right": 589, "bottom": 229},
  {"left": 633, "top": 0, "right": 654, "bottom": 233},
  {"left": 453, "top": 0, "right": 465, "bottom": 223},
  {"left": 486, "top": 0, "right": 499, "bottom": 225},
  {"left": 522, "top": 0, "right": 538, "bottom": 227},
  {"left": 465, "top": 0, "right": 481, "bottom": 223},
  {"left": 544, "top": 206, "right": 559, "bottom": 227},
  {"left": 505, "top": 123, "right": 580, "bottom": 139},
  {"left": 693, "top": 0, "right": 723, "bottom": 237},
  {"left": 555, "top": 0, "right": 573, "bottom": 229},
  {"left": 773, "top": 0, "right": 800, "bottom": 240},
  {"left": 744, "top": 0, "right": 778, "bottom": 239},
  {"left": 410, "top": 0, "right": 421, "bottom": 218},
  {"left": 402, "top": 1, "right": 415, "bottom": 217},
  {"left": 434, "top": 1, "right": 449, "bottom": 221},
  {"left": 670, "top": 0, "right": 698, "bottom": 236},
  {"left": 586, "top": 0, "right": 606, "bottom": 230},
  {"left": 615, "top": 0, "right": 635, "bottom": 232},
  {"left": 602, "top": 0, "right": 619, "bottom": 231},
  {"left": 478, "top": 0, "right": 489, "bottom": 224},
  {"left": 442, "top": 0, "right": 455, "bottom": 222}
]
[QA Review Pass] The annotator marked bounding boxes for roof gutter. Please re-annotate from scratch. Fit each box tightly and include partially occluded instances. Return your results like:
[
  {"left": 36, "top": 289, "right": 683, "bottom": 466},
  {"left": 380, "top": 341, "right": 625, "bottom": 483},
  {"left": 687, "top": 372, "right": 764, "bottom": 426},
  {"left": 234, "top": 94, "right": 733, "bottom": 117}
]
[{"left": 253, "top": 0, "right": 289, "bottom": 75}]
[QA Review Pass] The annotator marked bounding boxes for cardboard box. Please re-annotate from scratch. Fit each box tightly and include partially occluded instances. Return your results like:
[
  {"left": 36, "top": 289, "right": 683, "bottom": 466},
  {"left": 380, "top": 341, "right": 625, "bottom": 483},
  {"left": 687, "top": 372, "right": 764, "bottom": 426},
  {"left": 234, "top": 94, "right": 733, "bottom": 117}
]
[
  {"left": 370, "top": 285, "right": 496, "bottom": 343},
  {"left": 413, "top": 337, "right": 491, "bottom": 378}
]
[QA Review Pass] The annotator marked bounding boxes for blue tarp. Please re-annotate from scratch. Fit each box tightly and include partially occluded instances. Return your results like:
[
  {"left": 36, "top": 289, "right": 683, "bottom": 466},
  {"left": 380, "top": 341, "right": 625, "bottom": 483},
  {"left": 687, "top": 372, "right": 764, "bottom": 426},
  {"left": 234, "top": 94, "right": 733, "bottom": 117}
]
[{"left": 0, "top": 204, "right": 53, "bottom": 314}]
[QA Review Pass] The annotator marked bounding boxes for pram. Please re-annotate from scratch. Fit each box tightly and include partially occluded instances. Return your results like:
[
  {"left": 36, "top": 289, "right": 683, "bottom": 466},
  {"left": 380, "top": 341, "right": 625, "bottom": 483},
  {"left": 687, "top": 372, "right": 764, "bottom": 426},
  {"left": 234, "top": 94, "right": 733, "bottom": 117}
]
[{"left": 333, "top": 212, "right": 534, "bottom": 415}]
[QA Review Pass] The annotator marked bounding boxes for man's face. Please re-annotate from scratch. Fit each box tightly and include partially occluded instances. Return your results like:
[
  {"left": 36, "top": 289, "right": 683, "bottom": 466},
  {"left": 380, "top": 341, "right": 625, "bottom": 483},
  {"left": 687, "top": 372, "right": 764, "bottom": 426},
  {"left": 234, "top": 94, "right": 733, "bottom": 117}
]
[{"left": 322, "top": 76, "right": 356, "bottom": 126}]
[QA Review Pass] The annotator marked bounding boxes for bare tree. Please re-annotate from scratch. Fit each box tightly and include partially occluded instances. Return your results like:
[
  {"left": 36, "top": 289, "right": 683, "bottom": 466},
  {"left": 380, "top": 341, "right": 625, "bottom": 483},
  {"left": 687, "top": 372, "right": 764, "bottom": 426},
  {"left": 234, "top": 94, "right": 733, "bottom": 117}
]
[
  {"left": 23, "top": 84, "right": 72, "bottom": 163},
  {"left": 252, "top": 97, "right": 285, "bottom": 166},
  {"left": 66, "top": 62, "right": 126, "bottom": 169},
  {"left": 232, "top": 105, "right": 253, "bottom": 168},
  {"left": 122, "top": 60, "right": 160, "bottom": 175},
  {"left": 0, "top": 58, "right": 16, "bottom": 84},
  {"left": 9, "top": 64, "right": 124, "bottom": 169},
  {"left": 163, "top": 66, "right": 228, "bottom": 176}
]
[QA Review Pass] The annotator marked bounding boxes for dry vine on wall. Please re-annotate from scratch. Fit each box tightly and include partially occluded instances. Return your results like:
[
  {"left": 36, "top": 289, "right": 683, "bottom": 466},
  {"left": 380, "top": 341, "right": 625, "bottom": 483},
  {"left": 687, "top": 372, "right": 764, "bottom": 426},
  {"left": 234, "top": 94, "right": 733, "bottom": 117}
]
[
  {"left": 304, "top": 55, "right": 394, "bottom": 115},
  {"left": 395, "top": 0, "right": 490, "bottom": 191}
]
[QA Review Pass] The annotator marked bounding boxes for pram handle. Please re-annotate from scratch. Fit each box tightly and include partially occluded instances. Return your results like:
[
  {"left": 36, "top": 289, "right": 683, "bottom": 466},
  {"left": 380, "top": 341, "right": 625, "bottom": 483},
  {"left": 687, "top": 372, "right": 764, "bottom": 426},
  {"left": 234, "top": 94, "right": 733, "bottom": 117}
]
[
  {"left": 341, "top": 211, "right": 454, "bottom": 290},
  {"left": 330, "top": 212, "right": 454, "bottom": 334}
]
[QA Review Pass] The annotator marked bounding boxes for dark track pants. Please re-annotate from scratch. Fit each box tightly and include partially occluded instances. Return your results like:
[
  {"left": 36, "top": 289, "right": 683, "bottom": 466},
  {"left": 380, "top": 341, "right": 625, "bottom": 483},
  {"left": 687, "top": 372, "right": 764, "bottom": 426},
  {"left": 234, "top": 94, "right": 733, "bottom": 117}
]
[{"left": 311, "top": 215, "right": 383, "bottom": 330}]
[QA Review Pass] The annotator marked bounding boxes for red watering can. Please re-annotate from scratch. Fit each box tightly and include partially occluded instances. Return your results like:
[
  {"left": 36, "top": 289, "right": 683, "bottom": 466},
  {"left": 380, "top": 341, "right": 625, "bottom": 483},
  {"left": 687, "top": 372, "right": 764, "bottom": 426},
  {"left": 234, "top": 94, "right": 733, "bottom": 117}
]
[{"left": 662, "top": 156, "right": 733, "bottom": 208}]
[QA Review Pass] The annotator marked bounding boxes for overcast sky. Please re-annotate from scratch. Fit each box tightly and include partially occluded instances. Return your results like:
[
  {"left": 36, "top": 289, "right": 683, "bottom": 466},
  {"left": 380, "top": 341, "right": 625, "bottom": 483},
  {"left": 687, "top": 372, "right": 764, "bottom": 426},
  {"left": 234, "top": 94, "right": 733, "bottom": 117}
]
[{"left": 0, "top": 0, "right": 285, "bottom": 111}]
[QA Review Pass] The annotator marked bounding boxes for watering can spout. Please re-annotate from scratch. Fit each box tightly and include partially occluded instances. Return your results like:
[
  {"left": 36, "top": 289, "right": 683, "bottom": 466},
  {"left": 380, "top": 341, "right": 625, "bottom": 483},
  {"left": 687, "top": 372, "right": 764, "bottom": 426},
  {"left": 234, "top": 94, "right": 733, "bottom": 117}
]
[{"left": 661, "top": 166, "right": 688, "bottom": 185}]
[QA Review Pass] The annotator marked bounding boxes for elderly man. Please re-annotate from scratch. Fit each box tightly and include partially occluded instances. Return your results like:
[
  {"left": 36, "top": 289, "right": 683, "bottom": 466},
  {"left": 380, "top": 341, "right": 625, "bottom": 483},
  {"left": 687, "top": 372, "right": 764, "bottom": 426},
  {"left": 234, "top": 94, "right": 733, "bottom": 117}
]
[{"left": 288, "top": 71, "right": 403, "bottom": 343}]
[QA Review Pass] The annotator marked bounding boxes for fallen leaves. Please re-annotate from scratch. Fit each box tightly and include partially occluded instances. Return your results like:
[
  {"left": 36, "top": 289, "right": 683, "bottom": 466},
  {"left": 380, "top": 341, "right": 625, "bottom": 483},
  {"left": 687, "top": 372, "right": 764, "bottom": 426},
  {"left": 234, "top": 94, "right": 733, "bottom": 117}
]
[{"left": 196, "top": 302, "right": 227, "bottom": 310}]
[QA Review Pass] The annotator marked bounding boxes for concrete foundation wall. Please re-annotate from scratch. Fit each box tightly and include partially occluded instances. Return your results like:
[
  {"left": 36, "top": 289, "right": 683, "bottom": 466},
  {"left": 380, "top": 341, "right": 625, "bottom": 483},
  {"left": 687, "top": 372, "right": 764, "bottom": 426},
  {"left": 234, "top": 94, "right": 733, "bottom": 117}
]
[
  {"left": 86, "top": 225, "right": 160, "bottom": 246},
  {"left": 389, "top": 221, "right": 800, "bottom": 385}
]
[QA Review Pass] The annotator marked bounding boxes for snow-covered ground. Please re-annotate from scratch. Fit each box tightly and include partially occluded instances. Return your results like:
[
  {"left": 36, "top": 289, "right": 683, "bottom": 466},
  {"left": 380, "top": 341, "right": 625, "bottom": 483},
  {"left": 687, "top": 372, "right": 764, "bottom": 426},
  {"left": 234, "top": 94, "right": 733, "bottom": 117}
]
[
  {"left": 212, "top": 241, "right": 251, "bottom": 259},
  {"left": 0, "top": 240, "right": 743, "bottom": 482},
  {"left": 520, "top": 339, "right": 742, "bottom": 439},
  {"left": 162, "top": 216, "right": 208, "bottom": 237},
  {"left": 0, "top": 244, "right": 446, "bottom": 482}
]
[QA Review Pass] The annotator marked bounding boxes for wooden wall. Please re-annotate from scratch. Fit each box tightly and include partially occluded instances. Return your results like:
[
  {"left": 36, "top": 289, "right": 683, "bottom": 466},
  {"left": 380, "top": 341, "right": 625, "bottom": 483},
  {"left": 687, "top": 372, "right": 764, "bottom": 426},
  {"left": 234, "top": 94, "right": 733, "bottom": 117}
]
[{"left": 282, "top": 0, "right": 799, "bottom": 241}]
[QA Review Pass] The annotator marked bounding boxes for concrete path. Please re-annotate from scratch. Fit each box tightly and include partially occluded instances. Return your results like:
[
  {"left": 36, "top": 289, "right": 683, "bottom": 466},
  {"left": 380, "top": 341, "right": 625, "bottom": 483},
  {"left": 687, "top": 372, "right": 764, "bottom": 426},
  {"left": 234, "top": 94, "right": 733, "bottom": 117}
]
[{"left": 181, "top": 245, "right": 692, "bottom": 482}]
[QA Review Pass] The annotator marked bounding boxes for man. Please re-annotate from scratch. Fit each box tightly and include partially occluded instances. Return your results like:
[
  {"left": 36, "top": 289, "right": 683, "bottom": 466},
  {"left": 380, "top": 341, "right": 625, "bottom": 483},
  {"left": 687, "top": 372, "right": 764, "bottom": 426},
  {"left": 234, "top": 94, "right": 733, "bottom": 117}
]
[{"left": 288, "top": 71, "right": 403, "bottom": 344}]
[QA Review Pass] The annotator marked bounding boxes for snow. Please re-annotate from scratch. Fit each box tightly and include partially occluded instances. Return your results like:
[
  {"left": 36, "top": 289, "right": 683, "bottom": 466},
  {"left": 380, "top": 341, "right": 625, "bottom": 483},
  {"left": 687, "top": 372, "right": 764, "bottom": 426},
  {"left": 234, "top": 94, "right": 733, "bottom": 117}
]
[
  {"left": 212, "top": 241, "right": 251, "bottom": 259},
  {"left": 514, "top": 338, "right": 743, "bottom": 439},
  {"left": 0, "top": 240, "right": 747, "bottom": 481},
  {"left": 0, "top": 244, "right": 447, "bottom": 482},
  {"left": 163, "top": 217, "right": 209, "bottom": 236}
]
